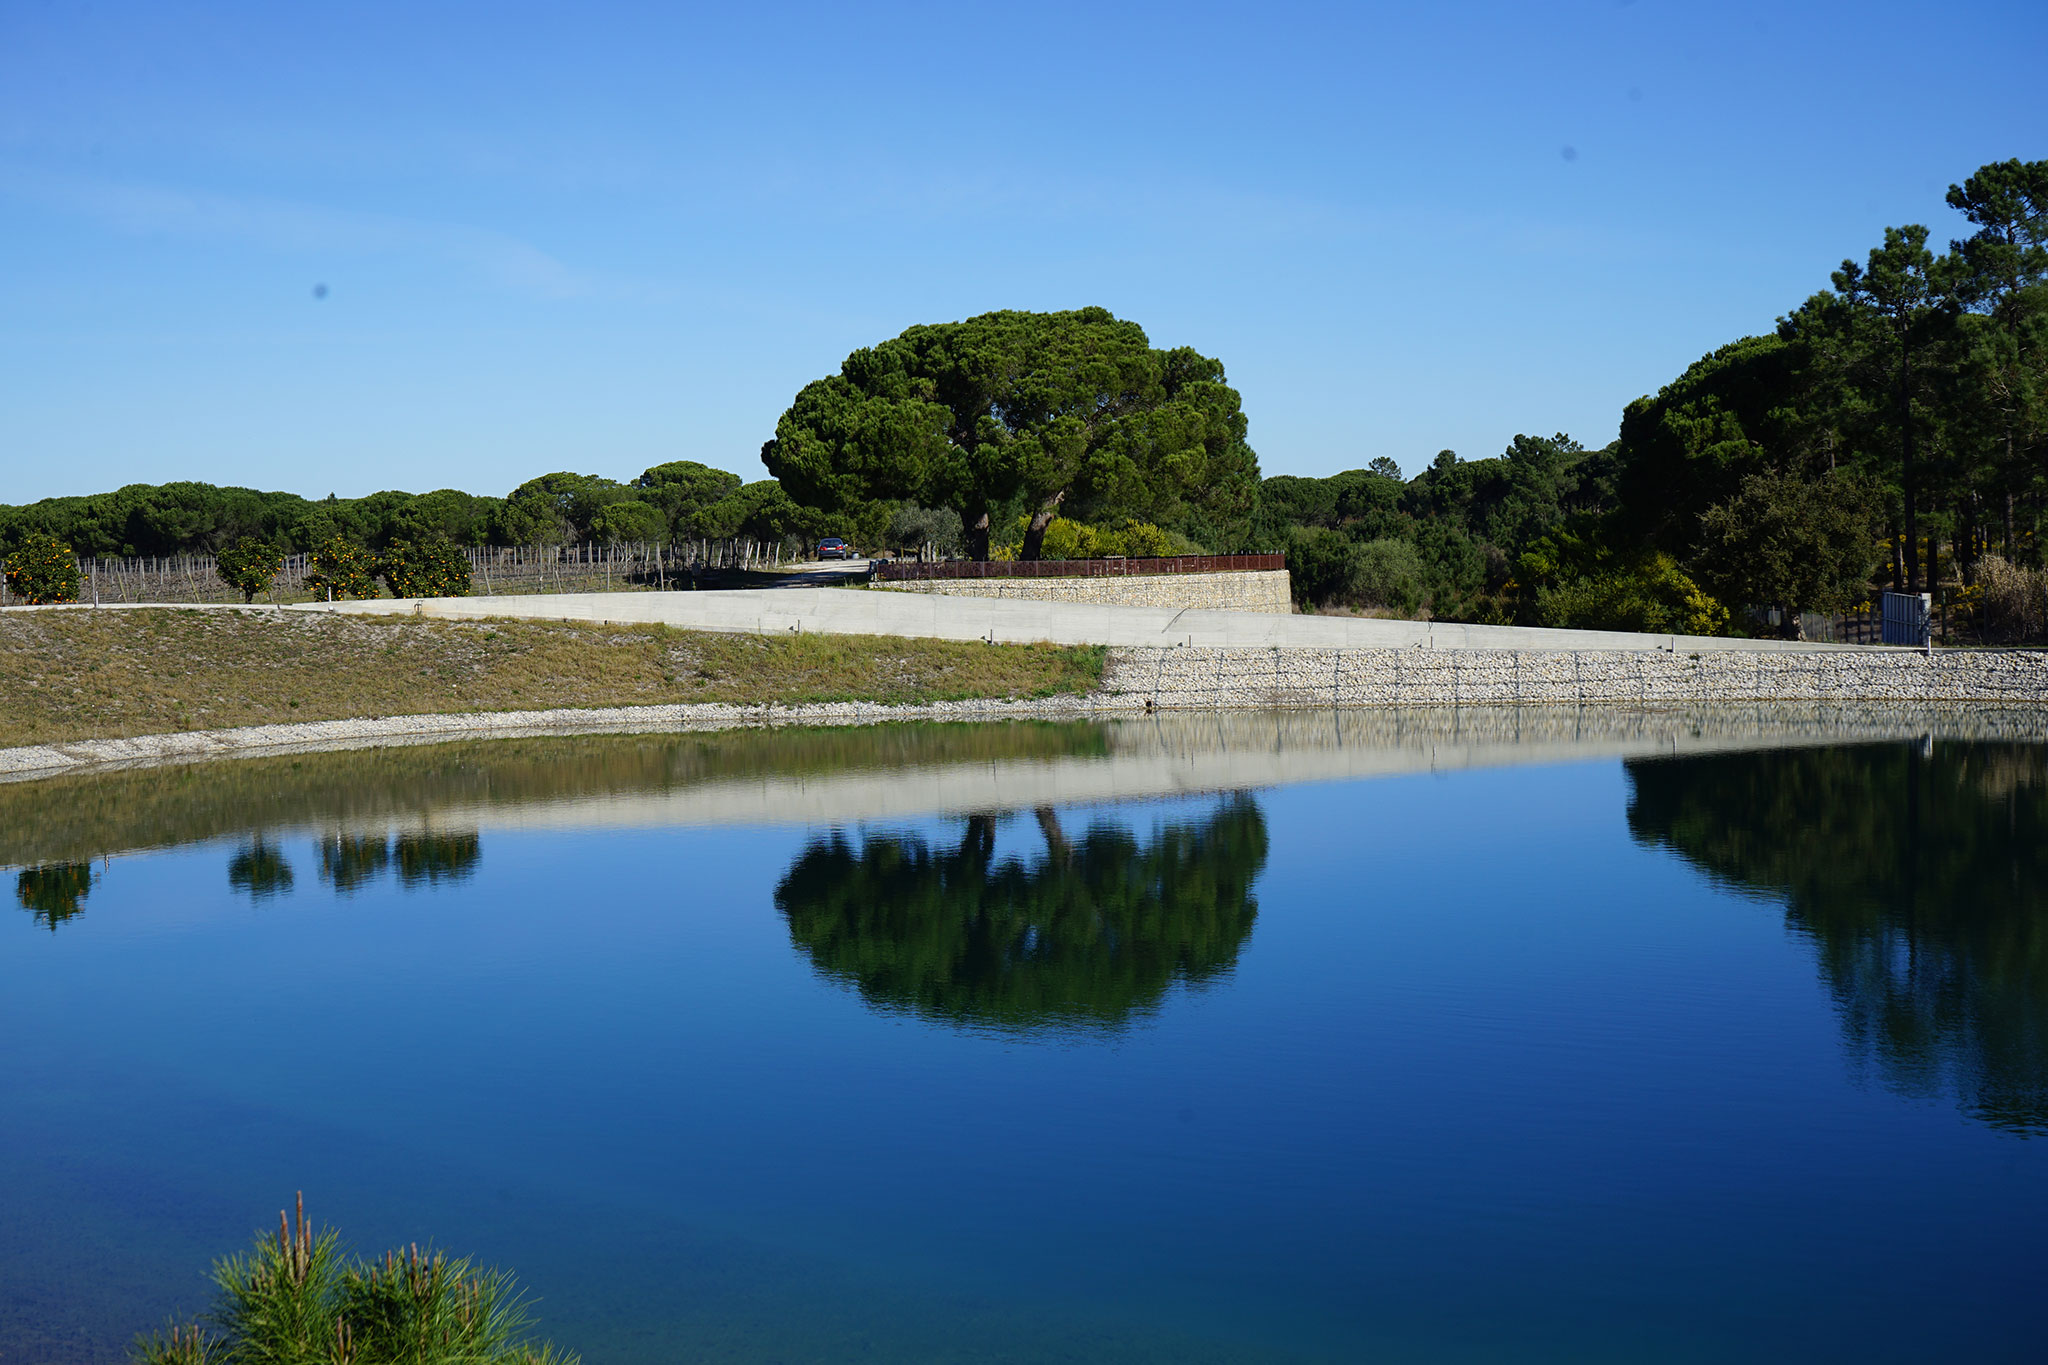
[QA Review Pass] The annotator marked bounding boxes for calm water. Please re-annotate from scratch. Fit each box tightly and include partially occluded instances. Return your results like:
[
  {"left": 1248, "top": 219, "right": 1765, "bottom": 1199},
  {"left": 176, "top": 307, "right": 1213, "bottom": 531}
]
[{"left": 4, "top": 715, "right": 2046, "bottom": 1362}]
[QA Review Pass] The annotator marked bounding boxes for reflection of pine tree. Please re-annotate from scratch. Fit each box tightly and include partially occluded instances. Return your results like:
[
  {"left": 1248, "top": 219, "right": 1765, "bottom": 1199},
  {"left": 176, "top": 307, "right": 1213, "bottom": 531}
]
[
  {"left": 318, "top": 834, "right": 391, "bottom": 894},
  {"left": 17, "top": 863, "right": 92, "bottom": 931},
  {"left": 1626, "top": 743, "right": 2048, "bottom": 1134},
  {"left": 227, "top": 840, "right": 295, "bottom": 902},
  {"left": 777, "top": 796, "right": 1267, "bottom": 1030},
  {"left": 394, "top": 832, "right": 482, "bottom": 887}
]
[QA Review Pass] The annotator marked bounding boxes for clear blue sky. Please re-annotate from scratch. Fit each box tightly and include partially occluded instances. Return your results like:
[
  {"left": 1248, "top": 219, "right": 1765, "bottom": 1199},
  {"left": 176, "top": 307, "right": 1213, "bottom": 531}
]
[{"left": 4, "top": 0, "right": 2044, "bottom": 504}]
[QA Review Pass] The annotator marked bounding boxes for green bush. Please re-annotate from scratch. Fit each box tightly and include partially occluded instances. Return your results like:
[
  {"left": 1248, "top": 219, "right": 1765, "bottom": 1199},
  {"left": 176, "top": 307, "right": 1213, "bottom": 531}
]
[
  {"left": 131, "top": 1195, "right": 578, "bottom": 1365},
  {"left": 4, "top": 531, "right": 80, "bottom": 604},
  {"left": 378, "top": 538, "right": 472, "bottom": 599},
  {"left": 990, "top": 515, "right": 1188, "bottom": 561},
  {"left": 1977, "top": 555, "right": 2048, "bottom": 643},
  {"left": 1535, "top": 552, "right": 1729, "bottom": 636},
  {"left": 1348, "top": 537, "right": 1427, "bottom": 616},
  {"left": 886, "top": 503, "right": 964, "bottom": 557},
  {"left": 304, "top": 537, "right": 381, "bottom": 601},
  {"left": 215, "top": 537, "right": 284, "bottom": 603},
  {"left": 1284, "top": 528, "right": 1358, "bottom": 607}
]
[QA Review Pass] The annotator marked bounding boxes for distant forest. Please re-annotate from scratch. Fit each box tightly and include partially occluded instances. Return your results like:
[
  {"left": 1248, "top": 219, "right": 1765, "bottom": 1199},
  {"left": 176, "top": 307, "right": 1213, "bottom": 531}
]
[{"left": 5, "top": 158, "right": 2042, "bottom": 637}]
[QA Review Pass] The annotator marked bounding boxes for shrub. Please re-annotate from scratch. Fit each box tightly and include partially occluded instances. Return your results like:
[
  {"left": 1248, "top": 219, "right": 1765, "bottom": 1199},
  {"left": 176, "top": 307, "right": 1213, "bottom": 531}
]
[
  {"left": 4, "top": 531, "right": 79, "bottom": 604},
  {"left": 886, "top": 504, "right": 965, "bottom": 557},
  {"left": 1347, "top": 537, "right": 1427, "bottom": 616},
  {"left": 379, "top": 538, "right": 472, "bottom": 599},
  {"left": 1536, "top": 552, "right": 1729, "bottom": 636},
  {"left": 1101, "top": 520, "right": 1174, "bottom": 557},
  {"left": 1979, "top": 554, "right": 2048, "bottom": 643},
  {"left": 304, "top": 537, "right": 381, "bottom": 601},
  {"left": 215, "top": 537, "right": 284, "bottom": 603},
  {"left": 1285, "top": 528, "right": 1358, "bottom": 608},
  {"left": 989, "top": 516, "right": 1183, "bottom": 561},
  {"left": 131, "top": 1195, "right": 579, "bottom": 1365}
]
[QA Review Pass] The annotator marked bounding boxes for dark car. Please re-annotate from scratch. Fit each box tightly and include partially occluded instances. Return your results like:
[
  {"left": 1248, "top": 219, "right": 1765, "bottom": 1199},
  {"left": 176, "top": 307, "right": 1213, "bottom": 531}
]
[{"left": 817, "top": 537, "right": 853, "bottom": 560}]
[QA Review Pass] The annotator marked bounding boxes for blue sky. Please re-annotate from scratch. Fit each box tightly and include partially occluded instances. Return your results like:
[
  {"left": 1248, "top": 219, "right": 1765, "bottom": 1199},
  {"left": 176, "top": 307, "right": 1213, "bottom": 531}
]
[{"left": 3, "top": 0, "right": 2044, "bottom": 504}]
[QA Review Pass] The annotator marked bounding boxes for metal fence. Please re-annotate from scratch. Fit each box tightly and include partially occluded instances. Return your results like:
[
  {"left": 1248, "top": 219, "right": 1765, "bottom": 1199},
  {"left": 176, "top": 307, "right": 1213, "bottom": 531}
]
[
  {"left": 1, "top": 540, "right": 785, "bottom": 607},
  {"left": 1881, "top": 591, "right": 1933, "bottom": 647}
]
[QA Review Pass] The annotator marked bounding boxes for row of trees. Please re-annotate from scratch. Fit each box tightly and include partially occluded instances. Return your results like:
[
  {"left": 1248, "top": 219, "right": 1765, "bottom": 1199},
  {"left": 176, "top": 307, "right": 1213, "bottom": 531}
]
[
  {"left": 0, "top": 462, "right": 842, "bottom": 560},
  {"left": 1247, "top": 158, "right": 2047, "bottom": 635},
  {"left": 8, "top": 161, "right": 2039, "bottom": 631},
  {"left": 0, "top": 529, "right": 469, "bottom": 603}
]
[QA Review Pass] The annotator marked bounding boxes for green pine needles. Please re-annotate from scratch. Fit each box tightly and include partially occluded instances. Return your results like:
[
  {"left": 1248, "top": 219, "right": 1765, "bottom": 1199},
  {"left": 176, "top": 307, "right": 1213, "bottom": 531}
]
[{"left": 132, "top": 1195, "right": 578, "bottom": 1365}]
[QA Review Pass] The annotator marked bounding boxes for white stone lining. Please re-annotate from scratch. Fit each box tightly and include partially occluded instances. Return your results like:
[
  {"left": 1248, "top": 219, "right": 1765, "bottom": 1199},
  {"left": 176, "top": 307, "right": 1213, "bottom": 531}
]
[{"left": 4, "top": 644, "right": 2043, "bottom": 780}]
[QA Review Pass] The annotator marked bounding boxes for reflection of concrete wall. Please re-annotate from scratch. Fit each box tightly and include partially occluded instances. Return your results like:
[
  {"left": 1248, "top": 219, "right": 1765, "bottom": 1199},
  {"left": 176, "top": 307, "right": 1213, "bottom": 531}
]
[
  {"left": 366, "top": 704, "right": 2048, "bottom": 834},
  {"left": 876, "top": 570, "right": 1293, "bottom": 614},
  {"left": 9, "top": 704, "right": 2046, "bottom": 867}
]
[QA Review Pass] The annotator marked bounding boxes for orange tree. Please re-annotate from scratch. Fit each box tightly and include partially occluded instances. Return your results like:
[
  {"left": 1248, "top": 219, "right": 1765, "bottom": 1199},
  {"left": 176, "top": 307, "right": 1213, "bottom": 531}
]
[
  {"left": 303, "top": 536, "right": 380, "bottom": 600},
  {"left": 215, "top": 536, "right": 284, "bottom": 603},
  {"left": 4, "top": 532, "right": 80, "bottom": 604},
  {"left": 378, "top": 537, "right": 472, "bottom": 599}
]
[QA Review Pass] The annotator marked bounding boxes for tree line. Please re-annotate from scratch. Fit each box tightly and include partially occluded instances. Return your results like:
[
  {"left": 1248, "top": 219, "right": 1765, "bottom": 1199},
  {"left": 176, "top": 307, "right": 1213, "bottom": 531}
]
[
  {"left": 0, "top": 462, "right": 836, "bottom": 559},
  {"left": 5, "top": 158, "right": 2041, "bottom": 633},
  {"left": 1251, "top": 158, "right": 2048, "bottom": 636}
]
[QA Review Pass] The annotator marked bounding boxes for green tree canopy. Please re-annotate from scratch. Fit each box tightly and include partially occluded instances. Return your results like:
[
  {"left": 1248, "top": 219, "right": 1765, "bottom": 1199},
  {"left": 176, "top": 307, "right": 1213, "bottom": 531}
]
[
  {"left": 586, "top": 498, "right": 667, "bottom": 544},
  {"left": 1693, "top": 470, "right": 1881, "bottom": 628},
  {"left": 214, "top": 536, "right": 283, "bottom": 603},
  {"left": 1614, "top": 334, "right": 1815, "bottom": 553},
  {"left": 776, "top": 797, "right": 1267, "bottom": 1030},
  {"left": 761, "top": 307, "right": 1260, "bottom": 559}
]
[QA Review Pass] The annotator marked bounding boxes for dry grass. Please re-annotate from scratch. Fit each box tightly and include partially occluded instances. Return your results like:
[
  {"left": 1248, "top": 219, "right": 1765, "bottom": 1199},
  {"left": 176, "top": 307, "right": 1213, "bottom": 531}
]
[{"left": 0, "top": 608, "right": 1107, "bottom": 747}]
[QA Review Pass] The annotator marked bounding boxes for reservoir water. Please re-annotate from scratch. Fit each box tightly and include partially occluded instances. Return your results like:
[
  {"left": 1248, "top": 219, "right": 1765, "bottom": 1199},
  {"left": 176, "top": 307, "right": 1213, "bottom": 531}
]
[{"left": 4, "top": 709, "right": 2045, "bottom": 1362}]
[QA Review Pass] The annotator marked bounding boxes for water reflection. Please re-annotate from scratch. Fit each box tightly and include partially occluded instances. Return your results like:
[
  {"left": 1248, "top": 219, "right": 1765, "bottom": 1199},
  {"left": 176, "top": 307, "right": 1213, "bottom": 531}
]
[
  {"left": 319, "top": 834, "right": 391, "bottom": 895},
  {"left": 1627, "top": 742, "right": 2048, "bottom": 1134},
  {"left": 226, "top": 839, "right": 294, "bottom": 901},
  {"left": 777, "top": 796, "right": 1266, "bottom": 1032},
  {"left": 395, "top": 832, "right": 482, "bottom": 887},
  {"left": 16, "top": 863, "right": 92, "bottom": 931}
]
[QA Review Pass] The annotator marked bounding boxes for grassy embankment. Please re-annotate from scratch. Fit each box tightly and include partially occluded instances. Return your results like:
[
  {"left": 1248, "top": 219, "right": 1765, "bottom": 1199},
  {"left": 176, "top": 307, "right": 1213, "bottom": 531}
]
[{"left": 0, "top": 608, "right": 1107, "bottom": 748}]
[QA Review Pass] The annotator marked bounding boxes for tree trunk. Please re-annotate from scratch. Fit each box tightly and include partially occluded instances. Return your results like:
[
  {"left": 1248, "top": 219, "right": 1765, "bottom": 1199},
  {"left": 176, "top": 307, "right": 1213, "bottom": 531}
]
[
  {"left": 2005, "top": 424, "right": 2018, "bottom": 556},
  {"left": 1901, "top": 335, "right": 1920, "bottom": 593},
  {"left": 967, "top": 511, "right": 992, "bottom": 563},
  {"left": 958, "top": 814, "right": 996, "bottom": 867},
  {"left": 1035, "top": 807, "right": 1069, "bottom": 863},
  {"left": 1019, "top": 490, "right": 1066, "bottom": 562}
]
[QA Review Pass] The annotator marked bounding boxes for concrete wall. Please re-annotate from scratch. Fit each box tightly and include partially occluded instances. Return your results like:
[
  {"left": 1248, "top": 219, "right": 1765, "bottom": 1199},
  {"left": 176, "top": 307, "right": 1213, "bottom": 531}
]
[
  {"left": 303, "top": 587, "right": 1877, "bottom": 654},
  {"left": 1107, "top": 646, "right": 2048, "bottom": 707},
  {"left": 875, "top": 569, "right": 1293, "bottom": 614}
]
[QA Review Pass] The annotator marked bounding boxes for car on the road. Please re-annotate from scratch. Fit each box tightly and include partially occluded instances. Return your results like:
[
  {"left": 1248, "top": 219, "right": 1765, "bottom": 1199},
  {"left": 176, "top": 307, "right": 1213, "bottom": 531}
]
[{"left": 817, "top": 537, "right": 853, "bottom": 560}]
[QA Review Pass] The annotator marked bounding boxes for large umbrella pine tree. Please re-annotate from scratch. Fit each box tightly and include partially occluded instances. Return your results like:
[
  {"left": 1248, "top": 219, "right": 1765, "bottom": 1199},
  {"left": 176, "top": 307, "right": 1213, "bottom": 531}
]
[{"left": 761, "top": 307, "right": 1261, "bottom": 560}]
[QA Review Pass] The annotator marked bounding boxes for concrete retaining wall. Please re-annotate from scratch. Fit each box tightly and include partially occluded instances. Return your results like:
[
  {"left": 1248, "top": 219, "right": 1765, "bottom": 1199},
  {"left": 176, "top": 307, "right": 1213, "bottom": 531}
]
[
  {"left": 1106, "top": 646, "right": 2048, "bottom": 707},
  {"left": 876, "top": 568, "right": 1293, "bottom": 613},
  {"left": 304, "top": 587, "right": 1875, "bottom": 653}
]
